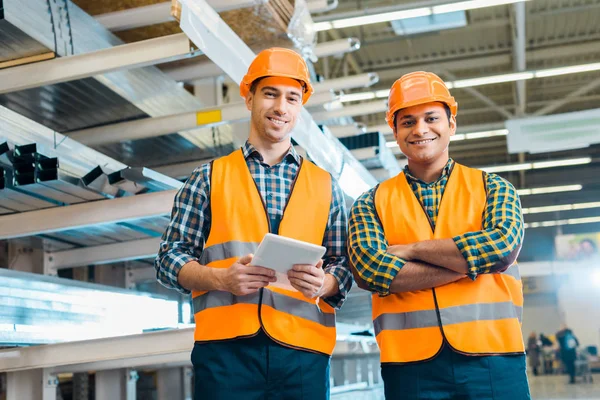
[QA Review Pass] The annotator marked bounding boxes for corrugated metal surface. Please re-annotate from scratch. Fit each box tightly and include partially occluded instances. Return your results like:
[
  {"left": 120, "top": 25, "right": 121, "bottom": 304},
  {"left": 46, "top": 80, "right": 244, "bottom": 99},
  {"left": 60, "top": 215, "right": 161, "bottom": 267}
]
[
  {"left": 0, "top": 20, "right": 53, "bottom": 62},
  {"left": 0, "top": 78, "right": 148, "bottom": 133}
]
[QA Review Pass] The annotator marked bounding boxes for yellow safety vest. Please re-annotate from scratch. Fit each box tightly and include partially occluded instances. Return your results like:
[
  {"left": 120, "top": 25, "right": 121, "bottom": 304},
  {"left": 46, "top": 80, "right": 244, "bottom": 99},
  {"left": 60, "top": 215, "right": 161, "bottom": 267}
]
[
  {"left": 373, "top": 163, "right": 525, "bottom": 363},
  {"left": 192, "top": 149, "right": 337, "bottom": 355}
]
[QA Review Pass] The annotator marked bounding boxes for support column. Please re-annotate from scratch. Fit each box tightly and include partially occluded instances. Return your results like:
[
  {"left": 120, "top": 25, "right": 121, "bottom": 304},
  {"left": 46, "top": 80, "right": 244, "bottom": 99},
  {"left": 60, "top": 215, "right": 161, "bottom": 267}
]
[
  {"left": 72, "top": 373, "right": 89, "bottom": 400},
  {"left": 156, "top": 368, "right": 184, "bottom": 400},
  {"left": 8, "top": 238, "right": 45, "bottom": 275},
  {"left": 183, "top": 367, "right": 193, "bottom": 400},
  {"left": 6, "top": 369, "right": 57, "bottom": 400},
  {"left": 193, "top": 77, "right": 224, "bottom": 107},
  {"left": 95, "top": 369, "right": 137, "bottom": 400}
]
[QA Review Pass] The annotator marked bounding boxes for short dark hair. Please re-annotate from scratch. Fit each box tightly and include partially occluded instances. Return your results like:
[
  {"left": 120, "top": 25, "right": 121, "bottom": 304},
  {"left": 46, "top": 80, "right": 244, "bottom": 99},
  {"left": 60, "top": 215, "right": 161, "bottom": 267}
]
[
  {"left": 393, "top": 103, "right": 451, "bottom": 129},
  {"left": 249, "top": 77, "right": 306, "bottom": 95}
]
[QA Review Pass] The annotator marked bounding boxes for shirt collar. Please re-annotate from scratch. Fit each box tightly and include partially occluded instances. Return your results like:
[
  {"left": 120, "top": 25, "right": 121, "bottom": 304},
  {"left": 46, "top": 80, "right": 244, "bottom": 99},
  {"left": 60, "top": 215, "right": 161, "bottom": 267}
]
[
  {"left": 242, "top": 140, "right": 301, "bottom": 165},
  {"left": 404, "top": 158, "right": 454, "bottom": 185}
]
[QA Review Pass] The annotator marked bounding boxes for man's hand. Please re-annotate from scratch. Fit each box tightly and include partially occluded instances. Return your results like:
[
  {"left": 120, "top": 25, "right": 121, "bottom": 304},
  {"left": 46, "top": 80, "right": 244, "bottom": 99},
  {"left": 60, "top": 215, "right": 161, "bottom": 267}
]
[
  {"left": 218, "top": 254, "right": 277, "bottom": 296},
  {"left": 287, "top": 259, "right": 328, "bottom": 299},
  {"left": 387, "top": 244, "right": 415, "bottom": 260}
]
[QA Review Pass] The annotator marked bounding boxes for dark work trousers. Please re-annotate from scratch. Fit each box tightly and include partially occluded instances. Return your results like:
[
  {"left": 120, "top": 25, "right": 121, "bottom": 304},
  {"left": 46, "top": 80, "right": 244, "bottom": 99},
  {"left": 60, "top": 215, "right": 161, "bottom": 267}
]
[
  {"left": 381, "top": 344, "right": 531, "bottom": 400},
  {"left": 191, "top": 329, "right": 330, "bottom": 400}
]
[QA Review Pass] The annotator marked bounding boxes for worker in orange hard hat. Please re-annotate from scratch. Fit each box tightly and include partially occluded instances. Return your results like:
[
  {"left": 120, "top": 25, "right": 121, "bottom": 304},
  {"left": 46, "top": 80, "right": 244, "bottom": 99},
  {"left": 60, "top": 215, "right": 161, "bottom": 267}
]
[
  {"left": 348, "top": 71, "right": 530, "bottom": 399},
  {"left": 156, "top": 47, "right": 352, "bottom": 400}
]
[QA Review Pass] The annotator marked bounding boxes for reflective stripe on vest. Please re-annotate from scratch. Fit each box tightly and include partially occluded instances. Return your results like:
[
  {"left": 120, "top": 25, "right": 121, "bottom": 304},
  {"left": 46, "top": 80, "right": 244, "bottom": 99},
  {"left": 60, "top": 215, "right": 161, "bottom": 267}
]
[
  {"left": 191, "top": 149, "right": 336, "bottom": 355},
  {"left": 374, "top": 302, "right": 523, "bottom": 335},
  {"left": 199, "top": 241, "right": 259, "bottom": 265},
  {"left": 373, "top": 163, "right": 525, "bottom": 363},
  {"left": 193, "top": 290, "right": 336, "bottom": 328}
]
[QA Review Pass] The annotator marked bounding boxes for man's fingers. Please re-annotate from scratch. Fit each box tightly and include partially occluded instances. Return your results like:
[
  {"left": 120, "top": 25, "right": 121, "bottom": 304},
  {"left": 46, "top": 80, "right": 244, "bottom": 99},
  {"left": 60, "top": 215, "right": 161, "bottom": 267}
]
[
  {"left": 238, "top": 253, "right": 254, "bottom": 265},
  {"left": 288, "top": 270, "right": 321, "bottom": 286},
  {"left": 243, "top": 274, "right": 277, "bottom": 284},
  {"left": 291, "top": 264, "right": 322, "bottom": 275},
  {"left": 288, "top": 277, "right": 316, "bottom": 291},
  {"left": 245, "top": 265, "right": 276, "bottom": 277}
]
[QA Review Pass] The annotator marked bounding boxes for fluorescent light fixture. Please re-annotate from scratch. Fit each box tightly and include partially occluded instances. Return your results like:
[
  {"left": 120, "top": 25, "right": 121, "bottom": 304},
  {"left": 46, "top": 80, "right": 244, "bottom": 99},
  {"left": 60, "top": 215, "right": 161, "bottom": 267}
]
[
  {"left": 374, "top": 89, "right": 391, "bottom": 98},
  {"left": 483, "top": 163, "right": 532, "bottom": 173},
  {"left": 314, "top": 0, "right": 530, "bottom": 32},
  {"left": 480, "top": 157, "right": 591, "bottom": 173},
  {"left": 465, "top": 129, "right": 508, "bottom": 139},
  {"left": 340, "top": 92, "right": 376, "bottom": 102},
  {"left": 525, "top": 215, "right": 600, "bottom": 229},
  {"left": 523, "top": 201, "right": 600, "bottom": 215},
  {"left": 451, "top": 72, "right": 535, "bottom": 88},
  {"left": 534, "top": 62, "right": 600, "bottom": 78},
  {"left": 340, "top": 61, "right": 600, "bottom": 103},
  {"left": 517, "top": 184, "right": 582, "bottom": 196},
  {"left": 432, "top": 0, "right": 530, "bottom": 15},
  {"left": 531, "top": 157, "right": 592, "bottom": 169}
]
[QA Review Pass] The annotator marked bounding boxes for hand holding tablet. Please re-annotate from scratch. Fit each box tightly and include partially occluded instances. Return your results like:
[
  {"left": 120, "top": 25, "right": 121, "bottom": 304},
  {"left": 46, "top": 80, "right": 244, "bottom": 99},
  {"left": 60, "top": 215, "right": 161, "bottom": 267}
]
[{"left": 251, "top": 233, "right": 326, "bottom": 290}]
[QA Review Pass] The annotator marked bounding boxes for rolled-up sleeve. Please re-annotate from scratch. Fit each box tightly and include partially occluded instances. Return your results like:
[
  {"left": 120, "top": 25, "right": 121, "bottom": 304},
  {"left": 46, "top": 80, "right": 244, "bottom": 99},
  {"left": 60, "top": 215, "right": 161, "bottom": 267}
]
[
  {"left": 347, "top": 188, "right": 406, "bottom": 296},
  {"left": 453, "top": 173, "right": 524, "bottom": 279},
  {"left": 322, "top": 177, "right": 353, "bottom": 309},
  {"left": 155, "top": 164, "right": 211, "bottom": 294}
]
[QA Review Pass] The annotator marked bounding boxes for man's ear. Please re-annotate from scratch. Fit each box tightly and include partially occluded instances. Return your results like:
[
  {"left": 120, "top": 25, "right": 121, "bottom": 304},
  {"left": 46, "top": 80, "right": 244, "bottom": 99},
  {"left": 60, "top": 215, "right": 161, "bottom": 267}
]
[
  {"left": 449, "top": 114, "right": 457, "bottom": 136},
  {"left": 245, "top": 91, "right": 253, "bottom": 111}
]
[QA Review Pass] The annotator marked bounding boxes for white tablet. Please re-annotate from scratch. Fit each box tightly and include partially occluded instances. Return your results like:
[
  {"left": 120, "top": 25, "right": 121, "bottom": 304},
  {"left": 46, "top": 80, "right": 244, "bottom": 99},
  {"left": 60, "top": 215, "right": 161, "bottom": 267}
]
[{"left": 252, "top": 233, "right": 326, "bottom": 290}]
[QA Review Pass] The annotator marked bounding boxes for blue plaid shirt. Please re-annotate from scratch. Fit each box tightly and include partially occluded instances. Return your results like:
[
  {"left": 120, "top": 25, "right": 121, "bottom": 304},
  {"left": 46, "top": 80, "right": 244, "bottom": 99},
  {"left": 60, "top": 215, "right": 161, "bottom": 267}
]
[
  {"left": 156, "top": 141, "right": 352, "bottom": 309},
  {"left": 348, "top": 159, "right": 524, "bottom": 295}
]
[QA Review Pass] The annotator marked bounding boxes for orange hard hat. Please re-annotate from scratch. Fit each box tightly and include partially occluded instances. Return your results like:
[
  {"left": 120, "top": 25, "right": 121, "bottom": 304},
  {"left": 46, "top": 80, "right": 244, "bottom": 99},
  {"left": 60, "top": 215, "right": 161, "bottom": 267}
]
[
  {"left": 386, "top": 71, "right": 458, "bottom": 130},
  {"left": 240, "top": 48, "right": 314, "bottom": 104}
]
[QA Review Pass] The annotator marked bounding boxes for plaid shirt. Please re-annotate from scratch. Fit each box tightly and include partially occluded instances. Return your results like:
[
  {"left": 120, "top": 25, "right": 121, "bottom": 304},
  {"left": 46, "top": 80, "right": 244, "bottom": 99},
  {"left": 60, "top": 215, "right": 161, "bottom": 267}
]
[
  {"left": 155, "top": 141, "right": 352, "bottom": 309},
  {"left": 348, "top": 159, "right": 524, "bottom": 296}
]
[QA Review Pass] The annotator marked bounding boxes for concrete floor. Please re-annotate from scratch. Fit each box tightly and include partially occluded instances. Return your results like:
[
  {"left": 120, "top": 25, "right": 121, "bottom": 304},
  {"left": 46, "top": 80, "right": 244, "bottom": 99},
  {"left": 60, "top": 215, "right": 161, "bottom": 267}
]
[
  {"left": 331, "top": 375, "right": 600, "bottom": 399},
  {"left": 529, "top": 374, "right": 599, "bottom": 399}
]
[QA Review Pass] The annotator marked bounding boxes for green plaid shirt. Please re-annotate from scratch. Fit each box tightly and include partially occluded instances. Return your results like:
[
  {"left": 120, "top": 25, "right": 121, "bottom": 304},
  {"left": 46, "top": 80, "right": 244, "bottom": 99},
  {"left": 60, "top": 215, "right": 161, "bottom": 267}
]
[{"left": 348, "top": 159, "right": 524, "bottom": 296}]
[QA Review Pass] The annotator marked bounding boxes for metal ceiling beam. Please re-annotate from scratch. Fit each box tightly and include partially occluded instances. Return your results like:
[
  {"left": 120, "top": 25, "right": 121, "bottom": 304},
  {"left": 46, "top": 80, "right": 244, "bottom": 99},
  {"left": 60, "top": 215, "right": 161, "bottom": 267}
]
[
  {"left": 95, "top": 0, "right": 334, "bottom": 32},
  {"left": 372, "top": 41, "right": 600, "bottom": 82},
  {"left": 46, "top": 238, "right": 161, "bottom": 270},
  {"left": 2, "top": 0, "right": 214, "bottom": 138},
  {"left": 66, "top": 73, "right": 378, "bottom": 145},
  {"left": 0, "top": 34, "right": 195, "bottom": 95},
  {"left": 312, "top": 100, "right": 387, "bottom": 121},
  {"left": 441, "top": 70, "right": 514, "bottom": 120},
  {"left": 164, "top": 41, "right": 368, "bottom": 83},
  {"left": 95, "top": 0, "right": 268, "bottom": 32},
  {"left": 511, "top": 1, "right": 527, "bottom": 116},
  {"left": 325, "top": 30, "right": 363, "bottom": 75},
  {"left": 67, "top": 103, "right": 249, "bottom": 146},
  {"left": 176, "top": 0, "right": 377, "bottom": 193},
  {"left": 314, "top": 37, "right": 361, "bottom": 58},
  {"left": 533, "top": 77, "right": 600, "bottom": 116},
  {"left": 0, "top": 190, "right": 176, "bottom": 240}
]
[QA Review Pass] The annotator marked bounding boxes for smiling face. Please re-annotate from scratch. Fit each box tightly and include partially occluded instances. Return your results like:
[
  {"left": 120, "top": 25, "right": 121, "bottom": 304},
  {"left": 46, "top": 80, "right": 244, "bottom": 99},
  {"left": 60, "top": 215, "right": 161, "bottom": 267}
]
[
  {"left": 393, "top": 102, "right": 456, "bottom": 167},
  {"left": 245, "top": 76, "right": 303, "bottom": 146}
]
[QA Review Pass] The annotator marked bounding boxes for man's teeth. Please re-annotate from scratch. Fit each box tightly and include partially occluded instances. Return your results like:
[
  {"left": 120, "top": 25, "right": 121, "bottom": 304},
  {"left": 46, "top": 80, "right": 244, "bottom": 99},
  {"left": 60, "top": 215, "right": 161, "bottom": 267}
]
[
  {"left": 268, "top": 117, "right": 285, "bottom": 126},
  {"left": 412, "top": 139, "right": 434, "bottom": 144}
]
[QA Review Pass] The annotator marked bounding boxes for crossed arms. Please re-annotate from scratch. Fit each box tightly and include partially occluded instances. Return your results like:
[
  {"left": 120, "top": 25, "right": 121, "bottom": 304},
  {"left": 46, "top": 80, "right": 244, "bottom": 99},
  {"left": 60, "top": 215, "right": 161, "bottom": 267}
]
[{"left": 347, "top": 176, "right": 523, "bottom": 296}]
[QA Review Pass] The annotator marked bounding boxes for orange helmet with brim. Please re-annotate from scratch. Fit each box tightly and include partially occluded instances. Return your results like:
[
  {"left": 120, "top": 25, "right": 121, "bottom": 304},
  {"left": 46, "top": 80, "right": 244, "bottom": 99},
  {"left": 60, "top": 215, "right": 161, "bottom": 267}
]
[
  {"left": 386, "top": 71, "right": 458, "bottom": 130},
  {"left": 240, "top": 48, "right": 314, "bottom": 105}
]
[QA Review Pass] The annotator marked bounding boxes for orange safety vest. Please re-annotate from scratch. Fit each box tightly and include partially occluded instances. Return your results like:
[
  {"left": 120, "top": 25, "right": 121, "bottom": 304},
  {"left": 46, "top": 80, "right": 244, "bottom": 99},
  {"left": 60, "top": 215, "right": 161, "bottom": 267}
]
[
  {"left": 191, "top": 149, "right": 337, "bottom": 355},
  {"left": 373, "top": 163, "right": 525, "bottom": 363}
]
